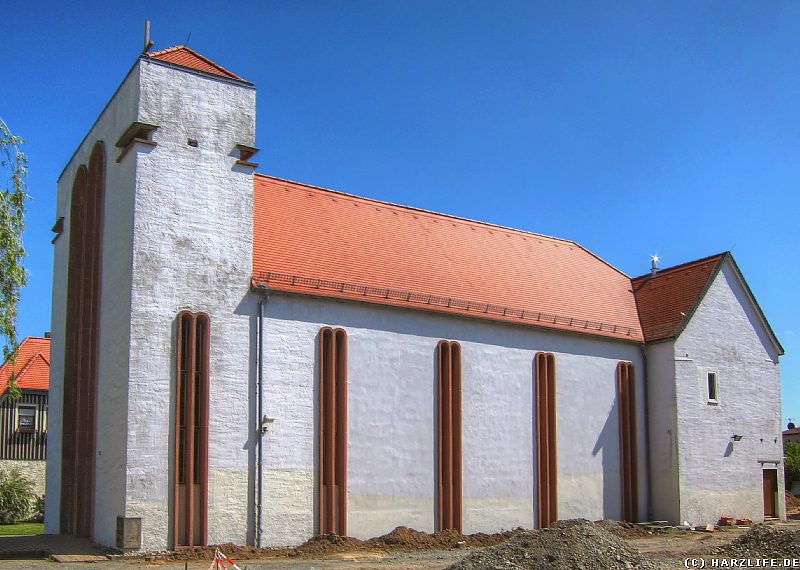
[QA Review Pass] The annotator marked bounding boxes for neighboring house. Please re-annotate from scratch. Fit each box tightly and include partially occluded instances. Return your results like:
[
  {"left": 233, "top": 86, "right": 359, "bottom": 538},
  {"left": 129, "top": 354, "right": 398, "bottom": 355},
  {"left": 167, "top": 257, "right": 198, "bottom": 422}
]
[
  {"left": 783, "top": 424, "right": 800, "bottom": 496},
  {"left": 0, "top": 335, "right": 50, "bottom": 497},
  {"left": 783, "top": 424, "right": 800, "bottom": 445},
  {"left": 45, "top": 45, "right": 784, "bottom": 551}
]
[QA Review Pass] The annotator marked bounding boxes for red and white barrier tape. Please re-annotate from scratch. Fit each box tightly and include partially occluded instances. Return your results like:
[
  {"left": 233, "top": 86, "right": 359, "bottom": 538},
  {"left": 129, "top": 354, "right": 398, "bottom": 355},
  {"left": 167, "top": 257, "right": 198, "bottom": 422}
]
[{"left": 208, "top": 548, "right": 242, "bottom": 570}]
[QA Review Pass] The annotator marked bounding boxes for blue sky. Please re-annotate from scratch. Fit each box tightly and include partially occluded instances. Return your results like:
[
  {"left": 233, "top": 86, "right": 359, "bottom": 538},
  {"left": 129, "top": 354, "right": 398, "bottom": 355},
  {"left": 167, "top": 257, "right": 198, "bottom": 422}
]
[{"left": 2, "top": 1, "right": 798, "bottom": 422}]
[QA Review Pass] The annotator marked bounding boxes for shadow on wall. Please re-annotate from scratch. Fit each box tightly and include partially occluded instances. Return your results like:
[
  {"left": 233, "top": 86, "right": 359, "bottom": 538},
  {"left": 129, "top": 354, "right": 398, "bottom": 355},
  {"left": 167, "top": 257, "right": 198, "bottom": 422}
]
[
  {"left": 592, "top": 400, "right": 620, "bottom": 520},
  {"left": 724, "top": 442, "right": 733, "bottom": 458}
]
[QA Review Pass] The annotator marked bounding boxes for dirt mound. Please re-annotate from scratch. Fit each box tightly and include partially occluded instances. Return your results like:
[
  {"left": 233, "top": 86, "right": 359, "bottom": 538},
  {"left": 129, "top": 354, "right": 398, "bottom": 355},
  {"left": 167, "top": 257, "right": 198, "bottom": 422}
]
[
  {"left": 714, "top": 524, "right": 800, "bottom": 558},
  {"left": 170, "top": 543, "right": 288, "bottom": 561},
  {"left": 594, "top": 519, "right": 651, "bottom": 539},
  {"left": 138, "top": 525, "right": 521, "bottom": 562},
  {"left": 373, "top": 526, "right": 438, "bottom": 549},
  {"left": 446, "top": 519, "right": 656, "bottom": 570},
  {"left": 293, "top": 533, "right": 369, "bottom": 556},
  {"left": 367, "top": 526, "right": 521, "bottom": 551}
]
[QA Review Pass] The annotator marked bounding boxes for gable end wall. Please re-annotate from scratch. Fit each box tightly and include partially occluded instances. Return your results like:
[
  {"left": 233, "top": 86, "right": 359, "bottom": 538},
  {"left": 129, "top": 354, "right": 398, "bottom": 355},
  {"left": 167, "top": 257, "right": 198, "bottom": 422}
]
[{"left": 674, "top": 260, "right": 783, "bottom": 524}]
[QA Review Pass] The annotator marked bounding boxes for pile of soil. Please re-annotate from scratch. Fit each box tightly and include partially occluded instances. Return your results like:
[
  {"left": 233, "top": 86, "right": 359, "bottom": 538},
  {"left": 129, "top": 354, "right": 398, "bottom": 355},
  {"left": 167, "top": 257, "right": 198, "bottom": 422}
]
[
  {"left": 169, "top": 543, "right": 289, "bottom": 561},
  {"left": 370, "top": 526, "right": 522, "bottom": 550},
  {"left": 158, "top": 525, "right": 522, "bottom": 561},
  {"left": 292, "top": 533, "right": 369, "bottom": 556},
  {"left": 291, "top": 526, "right": 523, "bottom": 555},
  {"left": 446, "top": 519, "right": 657, "bottom": 570},
  {"left": 714, "top": 524, "right": 800, "bottom": 559}
]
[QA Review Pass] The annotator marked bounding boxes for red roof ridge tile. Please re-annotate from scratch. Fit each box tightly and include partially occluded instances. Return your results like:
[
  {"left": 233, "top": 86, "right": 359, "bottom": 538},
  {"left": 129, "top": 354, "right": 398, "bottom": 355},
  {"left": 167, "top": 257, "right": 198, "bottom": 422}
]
[
  {"left": 256, "top": 174, "right": 575, "bottom": 244},
  {"left": 256, "top": 174, "right": 633, "bottom": 281},
  {"left": 257, "top": 174, "right": 611, "bottom": 256},
  {"left": 632, "top": 252, "right": 728, "bottom": 285},
  {"left": 146, "top": 45, "right": 245, "bottom": 82},
  {"left": 14, "top": 352, "right": 46, "bottom": 383}
]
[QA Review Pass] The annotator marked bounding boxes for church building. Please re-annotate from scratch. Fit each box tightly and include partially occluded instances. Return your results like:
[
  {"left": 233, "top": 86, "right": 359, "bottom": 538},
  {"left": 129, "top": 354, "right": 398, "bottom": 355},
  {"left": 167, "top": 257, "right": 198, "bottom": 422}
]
[{"left": 46, "top": 45, "right": 785, "bottom": 551}]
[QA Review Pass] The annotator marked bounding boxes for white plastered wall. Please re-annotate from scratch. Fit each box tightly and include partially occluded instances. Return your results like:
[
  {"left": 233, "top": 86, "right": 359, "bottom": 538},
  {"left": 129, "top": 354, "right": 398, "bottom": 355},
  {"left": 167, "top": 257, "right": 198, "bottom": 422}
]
[
  {"left": 674, "top": 260, "right": 783, "bottom": 524},
  {"left": 259, "top": 293, "right": 648, "bottom": 546},
  {"left": 125, "top": 59, "right": 256, "bottom": 551},
  {"left": 46, "top": 64, "right": 141, "bottom": 544},
  {"left": 645, "top": 340, "right": 680, "bottom": 524}
]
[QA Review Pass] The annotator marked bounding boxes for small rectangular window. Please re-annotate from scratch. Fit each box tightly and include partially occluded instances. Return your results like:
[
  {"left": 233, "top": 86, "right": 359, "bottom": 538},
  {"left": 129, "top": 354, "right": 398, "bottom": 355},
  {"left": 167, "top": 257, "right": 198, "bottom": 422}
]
[
  {"left": 707, "top": 372, "right": 719, "bottom": 403},
  {"left": 18, "top": 406, "right": 36, "bottom": 433}
]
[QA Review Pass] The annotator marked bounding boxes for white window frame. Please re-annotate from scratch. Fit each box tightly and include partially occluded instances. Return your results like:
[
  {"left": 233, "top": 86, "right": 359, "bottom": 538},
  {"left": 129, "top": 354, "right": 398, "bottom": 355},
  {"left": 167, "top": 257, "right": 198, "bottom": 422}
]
[{"left": 706, "top": 371, "right": 719, "bottom": 404}]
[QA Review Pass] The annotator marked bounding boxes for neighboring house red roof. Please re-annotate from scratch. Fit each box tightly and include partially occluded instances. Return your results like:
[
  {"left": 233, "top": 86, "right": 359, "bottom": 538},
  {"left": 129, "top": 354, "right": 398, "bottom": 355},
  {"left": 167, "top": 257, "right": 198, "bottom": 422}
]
[
  {"left": 631, "top": 253, "right": 725, "bottom": 343},
  {"left": 252, "top": 174, "right": 644, "bottom": 341},
  {"left": 784, "top": 428, "right": 800, "bottom": 436},
  {"left": 146, "top": 45, "right": 245, "bottom": 81},
  {"left": 0, "top": 336, "right": 50, "bottom": 395}
]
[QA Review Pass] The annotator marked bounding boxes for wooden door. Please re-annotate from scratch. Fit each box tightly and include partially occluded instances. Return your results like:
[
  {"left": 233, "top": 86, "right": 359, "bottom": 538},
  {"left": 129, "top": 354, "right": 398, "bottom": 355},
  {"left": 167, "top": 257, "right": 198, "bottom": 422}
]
[{"left": 763, "top": 469, "right": 778, "bottom": 518}]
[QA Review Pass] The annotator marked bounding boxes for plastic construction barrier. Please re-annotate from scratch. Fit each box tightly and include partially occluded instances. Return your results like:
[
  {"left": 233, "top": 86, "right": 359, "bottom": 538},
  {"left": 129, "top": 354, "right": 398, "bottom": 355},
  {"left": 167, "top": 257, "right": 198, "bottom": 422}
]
[{"left": 208, "top": 549, "right": 243, "bottom": 570}]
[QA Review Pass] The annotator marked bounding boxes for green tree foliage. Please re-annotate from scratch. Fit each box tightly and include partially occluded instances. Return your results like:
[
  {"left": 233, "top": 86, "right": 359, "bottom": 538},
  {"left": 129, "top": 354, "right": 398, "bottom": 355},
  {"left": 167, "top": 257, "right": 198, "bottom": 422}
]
[
  {"left": 784, "top": 440, "right": 800, "bottom": 490},
  {"left": 0, "top": 468, "right": 35, "bottom": 524},
  {"left": 0, "top": 119, "right": 27, "bottom": 400}
]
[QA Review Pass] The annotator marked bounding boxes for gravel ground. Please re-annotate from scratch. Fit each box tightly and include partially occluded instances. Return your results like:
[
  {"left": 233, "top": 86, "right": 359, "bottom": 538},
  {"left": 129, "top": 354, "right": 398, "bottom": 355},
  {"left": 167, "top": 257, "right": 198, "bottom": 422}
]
[
  {"left": 446, "top": 519, "right": 657, "bottom": 570},
  {"left": 1, "top": 519, "right": 799, "bottom": 570}
]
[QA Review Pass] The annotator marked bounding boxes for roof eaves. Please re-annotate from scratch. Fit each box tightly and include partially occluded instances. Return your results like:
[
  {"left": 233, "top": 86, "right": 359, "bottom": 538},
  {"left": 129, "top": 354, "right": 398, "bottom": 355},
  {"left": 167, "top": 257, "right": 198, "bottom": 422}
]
[{"left": 251, "top": 273, "right": 644, "bottom": 343}]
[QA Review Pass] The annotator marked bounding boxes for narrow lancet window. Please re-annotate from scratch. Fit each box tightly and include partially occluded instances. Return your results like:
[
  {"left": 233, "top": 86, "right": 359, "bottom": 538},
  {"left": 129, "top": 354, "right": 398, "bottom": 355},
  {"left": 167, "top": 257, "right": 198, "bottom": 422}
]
[
  {"left": 173, "top": 311, "right": 210, "bottom": 547},
  {"left": 617, "top": 361, "right": 638, "bottom": 522},
  {"left": 535, "top": 352, "right": 557, "bottom": 528},
  {"left": 318, "top": 327, "right": 348, "bottom": 535},
  {"left": 437, "top": 340, "right": 462, "bottom": 532}
]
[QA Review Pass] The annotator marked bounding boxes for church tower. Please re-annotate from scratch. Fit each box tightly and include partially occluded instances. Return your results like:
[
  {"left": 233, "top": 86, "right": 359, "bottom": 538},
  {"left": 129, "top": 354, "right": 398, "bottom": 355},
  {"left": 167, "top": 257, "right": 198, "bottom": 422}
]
[{"left": 47, "top": 45, "right": 257, "bottom": 550}]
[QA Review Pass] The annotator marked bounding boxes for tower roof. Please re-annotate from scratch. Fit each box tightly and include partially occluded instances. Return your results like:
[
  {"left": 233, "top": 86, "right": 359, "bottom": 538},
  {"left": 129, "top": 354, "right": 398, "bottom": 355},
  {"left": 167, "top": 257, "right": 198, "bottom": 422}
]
[{"left": 146, "top": 45, "right": 246, "bottom": 81}]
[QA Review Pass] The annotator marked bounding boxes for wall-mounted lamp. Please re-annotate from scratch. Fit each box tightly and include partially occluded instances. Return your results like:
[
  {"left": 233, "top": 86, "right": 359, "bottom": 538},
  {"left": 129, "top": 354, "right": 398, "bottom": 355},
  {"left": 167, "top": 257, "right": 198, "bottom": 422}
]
[{"left": 731, "top": 434, "right": 743, "bottom": 442}]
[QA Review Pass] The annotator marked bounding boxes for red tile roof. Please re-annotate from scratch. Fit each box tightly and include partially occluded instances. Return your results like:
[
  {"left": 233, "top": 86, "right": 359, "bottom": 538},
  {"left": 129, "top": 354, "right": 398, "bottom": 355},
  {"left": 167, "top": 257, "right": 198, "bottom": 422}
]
[
  {"left": 784, "top": 428, "right": 800, "bottom": 436},
  {"left": 631, "top": 253, "right": 725, "bottom": 343},
  {"left": 146, "top": 45, "right": 245, "bottom": 81},
  {"left": 252, "top": 175, "right": 643, "bottom": 341},
  {"left": 0, "top": 336, "right": 50, "bottom": 395}
]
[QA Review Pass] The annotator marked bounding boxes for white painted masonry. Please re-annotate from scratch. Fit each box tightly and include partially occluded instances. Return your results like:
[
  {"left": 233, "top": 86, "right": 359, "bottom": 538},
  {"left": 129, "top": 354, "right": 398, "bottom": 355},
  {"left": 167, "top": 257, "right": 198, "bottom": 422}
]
[
  {"left": 644, "top": 340, "right": 680, "bottom": 524},
  {"left": 259, "top": 294, "right": 647, "bottom": 546},
  {"left": 673, "top": 260, "right": 784, "bottom": 524},
  {"left": 47, "top": 56, "right": 256, "bottom": 550},
  {"left": 47, "top": 63, "right": 141, "bottom": 542},
  {"left": 127, "top": 59, "right": 256, "bottom": 551}
]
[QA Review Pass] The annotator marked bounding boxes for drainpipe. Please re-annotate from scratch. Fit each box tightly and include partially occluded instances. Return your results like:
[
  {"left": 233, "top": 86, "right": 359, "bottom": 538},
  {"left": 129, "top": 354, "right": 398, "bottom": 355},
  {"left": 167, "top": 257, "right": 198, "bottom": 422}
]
[
  {"left": 255, "top": 290, "right": 269, "bottom": 547},
  {"left": 639, "top": 343, "right": 653, "bottom": 522}
]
